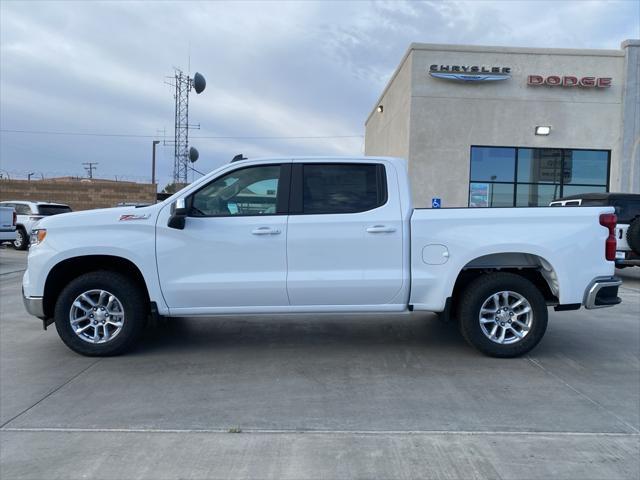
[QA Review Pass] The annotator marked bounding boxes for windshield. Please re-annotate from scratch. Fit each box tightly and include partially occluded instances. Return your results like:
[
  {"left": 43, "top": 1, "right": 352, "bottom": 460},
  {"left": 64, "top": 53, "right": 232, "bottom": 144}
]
[{"left": 37, "top": 205, "right": 72, "bottom": 216}]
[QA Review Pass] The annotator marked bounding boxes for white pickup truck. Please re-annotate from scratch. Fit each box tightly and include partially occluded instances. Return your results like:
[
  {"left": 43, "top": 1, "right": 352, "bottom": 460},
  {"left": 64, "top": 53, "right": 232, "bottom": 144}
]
[{"left": 23, "top": 157, "right": 622, "bottom": 358}]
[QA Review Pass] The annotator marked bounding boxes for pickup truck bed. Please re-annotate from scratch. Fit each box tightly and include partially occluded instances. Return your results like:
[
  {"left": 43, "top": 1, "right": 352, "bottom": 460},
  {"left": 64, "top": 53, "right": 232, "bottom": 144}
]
[{"left": 410, "top": 206, "right": 614, "bottom": 312}]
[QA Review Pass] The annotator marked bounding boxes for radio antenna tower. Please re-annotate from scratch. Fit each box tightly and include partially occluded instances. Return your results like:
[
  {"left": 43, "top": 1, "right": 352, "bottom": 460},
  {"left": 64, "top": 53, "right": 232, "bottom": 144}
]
[{"left": 166, "top": 68, "right": 206, "bottom": 184}]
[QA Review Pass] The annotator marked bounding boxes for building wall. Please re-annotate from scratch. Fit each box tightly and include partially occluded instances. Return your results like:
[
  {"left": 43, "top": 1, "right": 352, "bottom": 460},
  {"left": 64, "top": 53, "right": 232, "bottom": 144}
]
[
  {"left": 364, "top": 52, "right": 413, "bottom": 161},
  {"left": 620, "top": 40, "right": 640, "bottom": 193},
  {"left": 366, "top": 42, "right": 635, "bottom": 208},
  {"left": 0, "top": 179, "right": 157, "bottom": 211}
]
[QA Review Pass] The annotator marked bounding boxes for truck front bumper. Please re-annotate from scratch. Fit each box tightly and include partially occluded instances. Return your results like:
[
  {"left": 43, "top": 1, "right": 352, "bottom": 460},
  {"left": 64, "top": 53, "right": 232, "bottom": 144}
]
[
  {"left": 22, "top": 288, "right": 46, "bottom": 320},
  {"left": 584, "top": 276, "right": 622, "bottom": 309}
]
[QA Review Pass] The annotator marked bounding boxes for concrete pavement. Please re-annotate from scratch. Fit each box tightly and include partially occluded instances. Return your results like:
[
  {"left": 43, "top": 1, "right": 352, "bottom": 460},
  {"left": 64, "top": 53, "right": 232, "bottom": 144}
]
[{"left": 1, "top": 247, "right": 639, "bottom": 479}]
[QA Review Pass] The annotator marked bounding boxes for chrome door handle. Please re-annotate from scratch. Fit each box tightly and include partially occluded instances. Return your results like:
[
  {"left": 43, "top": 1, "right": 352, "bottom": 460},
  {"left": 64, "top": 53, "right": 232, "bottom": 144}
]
[
  {"left": 252, "top": 227, "right": 281, "bottom": 235},
  {"left": 366, "top": 225, "right": 396, "bottom": 233}
]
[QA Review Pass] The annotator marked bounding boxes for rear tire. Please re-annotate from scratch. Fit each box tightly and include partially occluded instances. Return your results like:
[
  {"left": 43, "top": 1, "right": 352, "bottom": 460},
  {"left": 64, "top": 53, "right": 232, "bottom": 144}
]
[
  {"left": 13, "top": 227, "right": 28, "bottom": 250},
  {"left": 458, "top": 272, "right": 548, "bottom": 358},
  {"left": 54, "top": 271, "right": 148, "bottom": 356}
]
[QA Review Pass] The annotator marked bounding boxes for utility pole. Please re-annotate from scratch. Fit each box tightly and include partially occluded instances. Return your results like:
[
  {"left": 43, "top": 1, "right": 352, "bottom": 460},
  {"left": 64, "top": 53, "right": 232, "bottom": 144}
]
[
  {"left": 152, "top": 140, "right": 160, "bottom": 185},
  {"left": 82, "top": 162, "right": 98, "bottom": 179}
]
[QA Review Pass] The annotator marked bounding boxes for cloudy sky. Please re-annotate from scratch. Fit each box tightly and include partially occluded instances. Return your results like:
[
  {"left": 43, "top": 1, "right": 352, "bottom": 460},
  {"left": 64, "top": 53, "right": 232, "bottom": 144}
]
[{"left": 1, "top": 0, "right": 638, "bottom": 188}]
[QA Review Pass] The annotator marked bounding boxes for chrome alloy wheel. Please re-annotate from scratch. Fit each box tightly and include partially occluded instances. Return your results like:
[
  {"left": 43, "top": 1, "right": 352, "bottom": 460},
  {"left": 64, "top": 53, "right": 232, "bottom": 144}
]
[
  {"left": 479, "top": 291, "right": 533, "bottom": 345},
  {"left": 69, "top": 289, "right": 125, "bottom": 344},
  {"left": 14, "top": 229, "right": 24, "bottom": 249}
]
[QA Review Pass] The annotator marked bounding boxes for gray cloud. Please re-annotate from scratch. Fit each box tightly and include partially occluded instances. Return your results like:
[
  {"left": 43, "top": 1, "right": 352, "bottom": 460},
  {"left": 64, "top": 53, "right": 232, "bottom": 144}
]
[{"left": 1, "top": 0, "right": 638, "bottom": 188}]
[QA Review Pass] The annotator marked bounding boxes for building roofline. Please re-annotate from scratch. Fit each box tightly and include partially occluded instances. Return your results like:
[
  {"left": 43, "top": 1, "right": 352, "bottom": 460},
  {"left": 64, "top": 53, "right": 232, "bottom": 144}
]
[
  {"left": 365, "top": 44, "right": 414, "bottom": 125},
  {"left": 407, "top": 42, "right": 625, "bottom": 57},
  {"left": 365, "top": 41, "right": 630, "bottom": 125}
]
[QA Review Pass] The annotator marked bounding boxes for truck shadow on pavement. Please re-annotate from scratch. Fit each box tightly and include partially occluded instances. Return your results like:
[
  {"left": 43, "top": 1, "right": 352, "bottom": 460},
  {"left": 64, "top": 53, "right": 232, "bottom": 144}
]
[{"left": 132, "top": 313, "right": 470, "bottom": 356}]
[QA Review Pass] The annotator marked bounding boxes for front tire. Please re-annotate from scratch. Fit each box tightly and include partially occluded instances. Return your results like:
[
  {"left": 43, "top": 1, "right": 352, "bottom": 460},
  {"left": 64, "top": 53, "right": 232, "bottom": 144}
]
[
  {"left": 13, "top": 227, "right": 28, "bottom": 250},
  {"left": 458, "top": 273, "right": 548, "bottom": 358},
  {"left": 54, "top": 271, "right": 148, "bottom": 356}
]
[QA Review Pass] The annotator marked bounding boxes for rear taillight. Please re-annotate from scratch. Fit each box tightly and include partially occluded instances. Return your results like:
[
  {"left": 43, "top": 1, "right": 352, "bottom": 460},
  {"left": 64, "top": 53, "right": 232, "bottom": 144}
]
[
  {"left": 599, "top": 213, "right": 617, "bottom": 261},
  {"left": 12, "top": 211, "right": 17, "bottom": 226}
]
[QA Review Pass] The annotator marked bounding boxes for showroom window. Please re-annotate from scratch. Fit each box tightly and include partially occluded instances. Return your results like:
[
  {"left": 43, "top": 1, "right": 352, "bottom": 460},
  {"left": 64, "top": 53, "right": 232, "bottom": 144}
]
[{"left": 469, "top": 147, "right": 609, "bottom": 207}]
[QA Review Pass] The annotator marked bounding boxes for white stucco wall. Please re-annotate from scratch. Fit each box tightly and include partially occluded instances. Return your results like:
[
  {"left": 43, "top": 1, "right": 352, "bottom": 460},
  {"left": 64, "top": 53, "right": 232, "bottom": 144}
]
[
  {"left": 364, "top": 52, "right": 413, "bottom": 162},
  {"left": 620, "top": 40, "right": 640, "bottom": 194}
]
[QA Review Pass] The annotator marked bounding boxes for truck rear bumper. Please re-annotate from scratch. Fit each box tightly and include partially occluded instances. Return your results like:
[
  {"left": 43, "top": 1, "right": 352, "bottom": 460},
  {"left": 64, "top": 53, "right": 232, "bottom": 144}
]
[{"left": 584, "top": 276, "right": 622, "bottom": 309}]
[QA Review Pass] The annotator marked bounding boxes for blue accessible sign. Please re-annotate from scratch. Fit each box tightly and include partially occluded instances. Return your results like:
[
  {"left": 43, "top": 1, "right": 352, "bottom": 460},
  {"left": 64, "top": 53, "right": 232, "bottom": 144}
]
[{"left": 432, "top": 198, "right": 442, "bottom": 209}]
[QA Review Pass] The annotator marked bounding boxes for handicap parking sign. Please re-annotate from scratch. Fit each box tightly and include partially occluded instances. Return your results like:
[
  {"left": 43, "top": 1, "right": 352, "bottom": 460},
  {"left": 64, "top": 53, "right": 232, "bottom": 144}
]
[{"left": 432, "top": 198, "right": 441, "bottom": 209}]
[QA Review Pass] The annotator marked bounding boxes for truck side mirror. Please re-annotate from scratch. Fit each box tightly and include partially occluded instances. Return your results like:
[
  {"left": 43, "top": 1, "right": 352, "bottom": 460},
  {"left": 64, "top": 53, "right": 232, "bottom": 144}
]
[{"left": 168, "top": 198, "right": 188, "bottom": 230}]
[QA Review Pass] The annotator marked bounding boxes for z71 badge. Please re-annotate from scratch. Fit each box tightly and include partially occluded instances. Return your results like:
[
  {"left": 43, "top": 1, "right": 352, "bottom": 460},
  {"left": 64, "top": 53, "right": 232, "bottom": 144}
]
[{"left": 119, "top": 214, "right": 150, "bottom": 221}]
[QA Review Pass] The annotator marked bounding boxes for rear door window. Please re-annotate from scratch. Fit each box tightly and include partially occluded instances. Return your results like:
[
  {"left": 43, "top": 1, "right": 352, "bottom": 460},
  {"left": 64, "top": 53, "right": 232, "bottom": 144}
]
[
  {"left": 14, "top": 204, "right": 31, "bottom": 215},
  {"left": 299, "top": 163, "right": 387, "bottom": 214},
  {"left": 37, "top": 205, "right": 72, "bottom": 216}
]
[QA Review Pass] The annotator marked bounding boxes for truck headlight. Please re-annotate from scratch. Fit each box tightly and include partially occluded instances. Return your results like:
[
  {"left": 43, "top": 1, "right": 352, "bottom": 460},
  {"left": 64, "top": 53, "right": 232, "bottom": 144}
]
[{"left": 30, "top": 229, "right": 47, "bottom": 246}]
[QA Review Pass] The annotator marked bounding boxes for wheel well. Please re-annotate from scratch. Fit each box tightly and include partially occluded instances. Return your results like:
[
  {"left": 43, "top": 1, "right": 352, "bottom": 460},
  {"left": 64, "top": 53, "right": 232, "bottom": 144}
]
[
  {"left": 43, "top": 255, "right": 150, "bottom": 318},
  {"left": 451, "top": 253, "right": 559, "bottom": 313}
]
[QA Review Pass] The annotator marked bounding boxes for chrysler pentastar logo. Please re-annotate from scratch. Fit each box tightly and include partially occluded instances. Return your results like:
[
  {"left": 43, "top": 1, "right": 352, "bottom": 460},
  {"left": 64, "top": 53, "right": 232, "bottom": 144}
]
[{"left": 429, "top": 64, "right": 511, "bottom": 82}]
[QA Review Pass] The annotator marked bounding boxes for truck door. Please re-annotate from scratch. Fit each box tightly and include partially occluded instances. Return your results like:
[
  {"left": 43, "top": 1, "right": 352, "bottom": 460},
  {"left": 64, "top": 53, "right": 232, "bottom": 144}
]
[
  {"left": 156, "top": 163, "right": 290, "bottom": 312},
  {"left": 286, "top": 161, "right": 404, "bottom": 306}
]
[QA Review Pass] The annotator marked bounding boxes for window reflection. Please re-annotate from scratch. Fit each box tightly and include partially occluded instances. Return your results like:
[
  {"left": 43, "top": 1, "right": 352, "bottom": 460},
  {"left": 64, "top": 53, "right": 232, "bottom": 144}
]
[
  {"left": 564, "top": 150, "right": 609, "bottom": 185},
  {"left": 515, "top": 184, "right": 561, "bottom": 207},
  {"left": 469, "top": 147, "right": 609, "bottom": 207},
  {"left": 470, "top": 147, "right": 516, "bottom": 182},
  {"left": 517, "top": 149, "right": 564, "bottom": 184}
]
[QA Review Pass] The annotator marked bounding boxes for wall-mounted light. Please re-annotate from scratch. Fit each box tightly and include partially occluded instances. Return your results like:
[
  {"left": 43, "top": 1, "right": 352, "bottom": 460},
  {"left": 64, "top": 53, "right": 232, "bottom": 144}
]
[
  {"left": 535, "top": 126, "right": 551, "bottom": 136},
  {"left": 377, "top": 105, "right": 384, "bottom": 113}
]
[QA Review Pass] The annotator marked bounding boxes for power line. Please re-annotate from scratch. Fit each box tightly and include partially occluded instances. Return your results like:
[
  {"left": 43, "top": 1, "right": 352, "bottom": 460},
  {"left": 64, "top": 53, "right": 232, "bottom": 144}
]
[
  {"left": 0, "top": 129, "right": 364, "bottom": 140},
  {"left": 1, "top": 129, "right": 155, "bottom": 138},
  {"left": 82, "top": 162, "right": 98, "bottom": 179}
]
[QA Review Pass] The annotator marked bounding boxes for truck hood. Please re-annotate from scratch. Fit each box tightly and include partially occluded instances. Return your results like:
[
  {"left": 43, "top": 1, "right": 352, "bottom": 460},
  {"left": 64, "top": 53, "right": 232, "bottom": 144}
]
[{"left": 36, "top": 204, "right": 163, "bottom": 229}]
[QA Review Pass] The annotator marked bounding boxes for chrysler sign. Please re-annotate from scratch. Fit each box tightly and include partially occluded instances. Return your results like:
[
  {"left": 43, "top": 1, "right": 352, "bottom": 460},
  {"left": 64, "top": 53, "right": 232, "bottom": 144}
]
[{"left": 429, "top": 64, "right": 511, "bottom": 82}]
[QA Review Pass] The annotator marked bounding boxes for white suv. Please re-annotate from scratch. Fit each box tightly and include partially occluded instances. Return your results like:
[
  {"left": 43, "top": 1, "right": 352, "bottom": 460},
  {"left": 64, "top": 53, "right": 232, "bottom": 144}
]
[{"left": 0, "top": 201, "right": 72, "bottom": 250}]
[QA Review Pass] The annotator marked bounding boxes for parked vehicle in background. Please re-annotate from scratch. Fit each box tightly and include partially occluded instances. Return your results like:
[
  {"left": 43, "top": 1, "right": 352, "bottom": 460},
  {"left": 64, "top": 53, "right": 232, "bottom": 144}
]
[
  {"left": 22, "top": 157, "right": 621, "bottom": 358},
  {"left": 0, "top": 201, "right": 72, "bottom": 250},
  {"left": 550, "top": 193, "right": 640, "bottom": 267},
  {"left": 0, "top": 206, "right": 17, "bottom": 243}
]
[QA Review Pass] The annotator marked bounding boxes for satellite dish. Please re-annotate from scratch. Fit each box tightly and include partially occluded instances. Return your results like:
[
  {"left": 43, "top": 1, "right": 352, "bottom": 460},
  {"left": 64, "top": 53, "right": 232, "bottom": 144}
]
[
  {"left": 189, "top": 147, "right": 199, "bottom": 163},
  {"left": 193, "top": 72, "right": 206, "bottom": 94}
]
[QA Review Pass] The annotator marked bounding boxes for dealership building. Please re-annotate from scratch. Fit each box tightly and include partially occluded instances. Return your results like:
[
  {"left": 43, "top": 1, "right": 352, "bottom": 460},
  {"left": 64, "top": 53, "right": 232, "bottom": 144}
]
[{"left": 365, "top": 40, "right": 639, "bottom": 208}]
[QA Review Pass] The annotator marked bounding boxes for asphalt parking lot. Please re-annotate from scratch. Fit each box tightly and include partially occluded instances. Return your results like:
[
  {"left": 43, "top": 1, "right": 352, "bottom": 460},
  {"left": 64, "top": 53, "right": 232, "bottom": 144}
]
[{"left": 1, "top": 247, "right": 639, "bottom": 479}]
